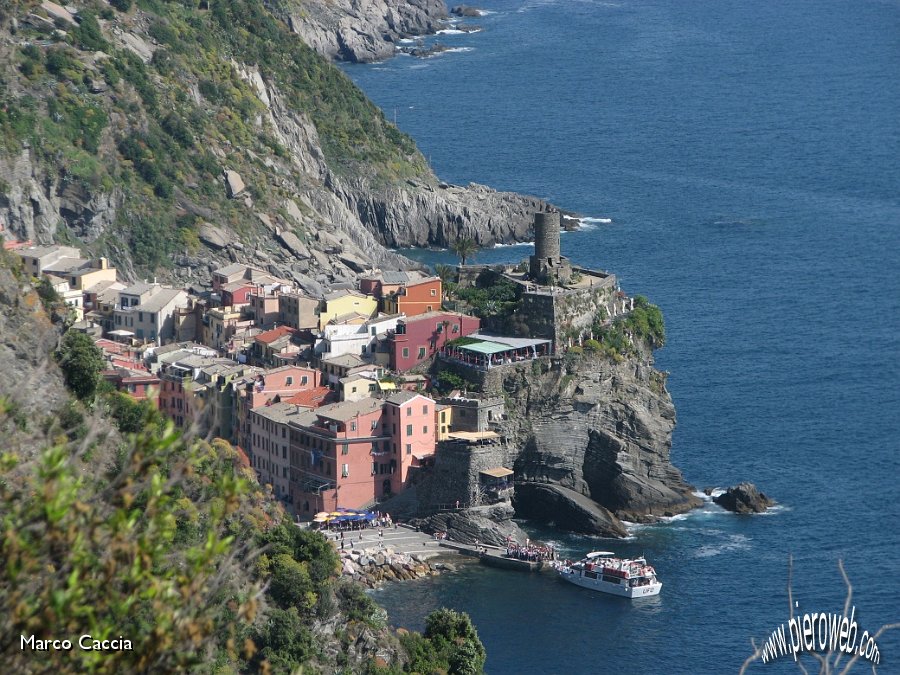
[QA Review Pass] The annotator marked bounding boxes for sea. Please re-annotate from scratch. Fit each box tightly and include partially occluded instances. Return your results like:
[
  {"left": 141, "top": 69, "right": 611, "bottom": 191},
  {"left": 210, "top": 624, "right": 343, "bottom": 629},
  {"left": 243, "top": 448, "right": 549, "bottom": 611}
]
[{"left": 341, "top": 1, "right": 900, "bottom": 672}]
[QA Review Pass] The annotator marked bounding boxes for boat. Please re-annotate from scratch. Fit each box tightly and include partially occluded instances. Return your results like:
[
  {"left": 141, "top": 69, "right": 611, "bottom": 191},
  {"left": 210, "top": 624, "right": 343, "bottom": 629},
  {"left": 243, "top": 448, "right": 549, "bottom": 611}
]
[{"left": 553, "top": 551, "right": 662, "bottom": 598}]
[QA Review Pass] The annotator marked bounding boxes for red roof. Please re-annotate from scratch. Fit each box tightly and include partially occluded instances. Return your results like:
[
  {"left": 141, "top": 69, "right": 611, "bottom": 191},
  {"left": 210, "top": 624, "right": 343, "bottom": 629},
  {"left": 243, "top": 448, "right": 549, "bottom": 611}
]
[
  {"left": 256, "top": 325, "right": 298, "bottom": 345},
  {"left": 284, "top": 386, "right": 335, "bottom": 409}
]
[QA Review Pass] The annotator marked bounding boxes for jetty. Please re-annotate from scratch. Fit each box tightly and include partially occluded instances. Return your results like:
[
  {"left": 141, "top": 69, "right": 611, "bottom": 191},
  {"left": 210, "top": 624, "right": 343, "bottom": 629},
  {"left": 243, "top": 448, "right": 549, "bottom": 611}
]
[{"left": 437, "top": 541, "right": 547, "bottom": 572}]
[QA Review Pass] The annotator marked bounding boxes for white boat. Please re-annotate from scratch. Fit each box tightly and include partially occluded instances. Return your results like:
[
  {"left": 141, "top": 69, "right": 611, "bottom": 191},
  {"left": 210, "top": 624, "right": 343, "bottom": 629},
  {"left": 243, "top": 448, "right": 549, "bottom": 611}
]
[{"left": 553, "top": 551, "right": 662, "bottom": 598}]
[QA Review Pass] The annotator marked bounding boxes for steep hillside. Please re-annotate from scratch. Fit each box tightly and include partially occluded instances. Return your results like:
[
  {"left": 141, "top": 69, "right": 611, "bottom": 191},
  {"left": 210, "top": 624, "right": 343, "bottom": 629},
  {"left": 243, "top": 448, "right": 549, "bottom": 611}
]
[{"left": 0, "top": 0, "right": 548, "bottom": 286}]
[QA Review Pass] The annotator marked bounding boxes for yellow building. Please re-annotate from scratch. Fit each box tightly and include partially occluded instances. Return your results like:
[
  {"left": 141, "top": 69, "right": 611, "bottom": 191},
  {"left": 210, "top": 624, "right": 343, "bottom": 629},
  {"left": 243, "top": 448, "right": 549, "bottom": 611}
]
[
  {"left": 318, "top": 290, "right": 378, "bottom": 329},
  {"left": 435, "top": 404, "right": 453, "bottom": 441},
  {"left": 66, "top": 259, "right": 118, "bottom": 290}
]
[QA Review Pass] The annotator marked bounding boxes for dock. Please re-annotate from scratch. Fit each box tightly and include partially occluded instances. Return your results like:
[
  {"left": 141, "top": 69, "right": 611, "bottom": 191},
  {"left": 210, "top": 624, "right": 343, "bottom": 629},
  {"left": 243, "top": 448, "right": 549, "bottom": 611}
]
[{"left": 438, "top": 541, "right": 547, "bottom": 572}]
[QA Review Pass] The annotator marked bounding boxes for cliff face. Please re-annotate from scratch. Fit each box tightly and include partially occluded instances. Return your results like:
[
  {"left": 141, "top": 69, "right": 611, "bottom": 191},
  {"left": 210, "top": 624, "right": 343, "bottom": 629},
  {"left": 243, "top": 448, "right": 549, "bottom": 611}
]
[
  {"left": 0, "top": 251, "right": 71, "bottom": 459},
  {"left": 498, "top": 349, "right": 700, "bottom": 534},
  {"left": 278, "top": 0, "right": 449, "bottom": 63}
]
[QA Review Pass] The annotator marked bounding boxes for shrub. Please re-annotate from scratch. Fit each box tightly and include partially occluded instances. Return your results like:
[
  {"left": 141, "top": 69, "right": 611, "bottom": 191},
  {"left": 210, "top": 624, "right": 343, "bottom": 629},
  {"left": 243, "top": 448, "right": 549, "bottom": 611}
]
[
  {"left": 583, "top": 339, "right": 602, "bottom": 352},
  {"left": 56, "top": 329, "right": 104, "bottom": 401}
]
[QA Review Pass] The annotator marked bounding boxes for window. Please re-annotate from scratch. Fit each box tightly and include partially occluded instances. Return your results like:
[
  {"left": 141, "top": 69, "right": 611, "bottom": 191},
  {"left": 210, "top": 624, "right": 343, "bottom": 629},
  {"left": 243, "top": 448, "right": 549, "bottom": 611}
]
[
  {"left": 151, "top": 314, "right": 156, "bottom": 324},
  {"left": 372, "top": 462, "right": 377, "bottom": 475},
  {"left": 452, "top": 324, "right": 459, "bottom": 333},
  {"left": 371, "top": 326, "right": 377, "bottom": 336},
  {"left": 406, "top": 444, "right": 411, "bottom": 455},
  {"left": 427, "top": 305, "right": 433, "bottom": 312},
  {"left": 406, "top": 407, "right": 412, "bottom": 416},
  {"left": 301, "top": 375, "right": 308, "bottom": 385},
  {"left": 418, "top": 347, "right": 426, "bottom": 359},
  {"left": 286, "top": 376, "right": 293, "bottom": 385},
  {"left": 283, "top": 467, "right": 288, "bottom": 478},
  {"left": 282, "top": 447, "right": 287, "bottom": 459},
  {"left": 351, "top": 386, "right": 357, "bottom": 393},
  {"left": 423, "top": 405, "right": 429, "bottom": 415},
  {"left": 341, "top": 445, "right": 348, "bottom": 455},
  {"left": 406, "top": 424, "right": 413, "bottom": 435},
  {"left": 402, "top": 347, "right": 409, "bottom": 358},
  {"left": 430, "top": 288, "right": 437, "bottom": 296},
  {"left": 371, "top": 419, "right": 378, "bottom": 430},
  {"left": 423, "top": 426, "right": 428, "bottom": 434},
  {"left": 350, "top": 421, "right": 356, "bottom": 431},
  {"left": 138, "top": 312, "right": 144, "bottom": 322},
  {"left": 342, "top": 464, "right": 349, "bottom": 478}
]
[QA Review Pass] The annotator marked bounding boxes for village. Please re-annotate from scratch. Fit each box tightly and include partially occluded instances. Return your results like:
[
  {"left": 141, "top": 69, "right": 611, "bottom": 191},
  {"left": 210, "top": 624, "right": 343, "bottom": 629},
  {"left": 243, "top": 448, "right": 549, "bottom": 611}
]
[{"left": 11, "top": 212, "right": 637, "bottom": 521}]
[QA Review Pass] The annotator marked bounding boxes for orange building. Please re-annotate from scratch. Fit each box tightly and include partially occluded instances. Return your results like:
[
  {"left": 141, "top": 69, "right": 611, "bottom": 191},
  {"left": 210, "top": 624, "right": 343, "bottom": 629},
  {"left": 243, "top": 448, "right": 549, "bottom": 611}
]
[{"left": 383, "top": 277, "right": 442, "bottom": 318}]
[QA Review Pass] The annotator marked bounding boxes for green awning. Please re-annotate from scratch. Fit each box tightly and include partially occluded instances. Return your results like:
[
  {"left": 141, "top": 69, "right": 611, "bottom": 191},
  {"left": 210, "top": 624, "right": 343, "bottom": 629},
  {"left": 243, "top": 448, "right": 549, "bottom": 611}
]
[{"left": 457, "top": 340, "right": 511, "bottom": 355}]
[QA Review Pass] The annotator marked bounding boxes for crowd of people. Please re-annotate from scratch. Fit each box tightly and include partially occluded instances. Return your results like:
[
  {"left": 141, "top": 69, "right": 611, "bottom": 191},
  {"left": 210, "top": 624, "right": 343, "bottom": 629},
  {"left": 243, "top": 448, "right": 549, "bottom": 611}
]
[{"left": 505, "top": 539, "right": 557, "bottom": 562}]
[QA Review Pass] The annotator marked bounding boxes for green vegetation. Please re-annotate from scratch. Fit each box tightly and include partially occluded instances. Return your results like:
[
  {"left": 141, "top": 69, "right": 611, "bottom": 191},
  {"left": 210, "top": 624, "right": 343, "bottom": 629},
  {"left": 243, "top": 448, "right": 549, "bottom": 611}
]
[
  {"left": 625, "top": 295, "right": 666, "bottom": 347},
  {"left": 433, "top": 369, "right": 472, "bottom": 394},
  {"left": 583, "top": 295, "right": 666, "bottom": 361},
  {"left": 399, "top": 609, "right": 487, "bottom": 675},
  {"left": 56, "top": 330, "right": 105, "bottom": 401},
  {"left": 451, "top": 238, "right": 479, "bottom": 266},
  {"left": 0, "top": 420, "right": 267, "bottom": 672},
  {"left": 456, "top": 276, "right": 519, "bottom": 321},
  {"left": 1, "top": 0, "right": 429, "bottom": 274}
]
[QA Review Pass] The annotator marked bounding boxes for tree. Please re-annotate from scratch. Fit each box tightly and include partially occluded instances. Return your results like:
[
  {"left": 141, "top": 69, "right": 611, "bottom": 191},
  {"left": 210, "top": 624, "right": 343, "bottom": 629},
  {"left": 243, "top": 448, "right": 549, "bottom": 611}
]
[
  {"left": 451, "top": 238, "right": 478, "bottom": 266},
  {"left": 56, "top": 329, "right": 104, "bottom": 401},
  {"left": 0, "top": 427, "right": 263, "bottom": 673},
  {"left": 269, "top": 553, "right": 316, "bottom": 610},
  {"left": 254, "top": 607, "right": 315, "bottom": 672},
  {"left": 424, "top": 608, "right": 486, "bottom": 674}
]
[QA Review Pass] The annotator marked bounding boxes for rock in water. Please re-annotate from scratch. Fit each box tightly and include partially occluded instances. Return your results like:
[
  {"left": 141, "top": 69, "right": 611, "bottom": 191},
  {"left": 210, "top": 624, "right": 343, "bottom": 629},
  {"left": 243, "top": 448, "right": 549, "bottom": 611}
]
[{"left": 713, "top": 482, "right": 774, "bottom": 514}]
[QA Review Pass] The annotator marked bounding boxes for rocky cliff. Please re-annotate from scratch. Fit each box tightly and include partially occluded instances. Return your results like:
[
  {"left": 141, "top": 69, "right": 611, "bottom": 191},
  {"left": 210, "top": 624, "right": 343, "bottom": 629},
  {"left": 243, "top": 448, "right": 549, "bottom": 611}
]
[
  {"left": 0, "top": 1, "right": 549, "bottom": 287},
  {"left": 278, "top": 0, "right": 449, "bottom": 63},
  {"left": 501, "top": 348, "right": 701, "bottom": 534}
]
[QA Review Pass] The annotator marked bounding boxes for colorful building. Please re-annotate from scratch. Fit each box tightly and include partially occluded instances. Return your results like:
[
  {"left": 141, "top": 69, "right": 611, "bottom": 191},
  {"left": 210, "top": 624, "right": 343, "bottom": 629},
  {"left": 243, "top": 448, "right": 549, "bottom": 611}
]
[
  {"left": 387, "top": 311, "right": 481, "bottom": 372},
  {"left": 289, "top": 397, "right": 390, "bottom": 515},
  {"left": 382, "top": 277, "right": 442, "bottom": 318},
  {"left": 318, "top": 290, "right": 378, "bottom": 329},
  {"left": 382, "top": 391, "right": 437, "bottom": 486}
]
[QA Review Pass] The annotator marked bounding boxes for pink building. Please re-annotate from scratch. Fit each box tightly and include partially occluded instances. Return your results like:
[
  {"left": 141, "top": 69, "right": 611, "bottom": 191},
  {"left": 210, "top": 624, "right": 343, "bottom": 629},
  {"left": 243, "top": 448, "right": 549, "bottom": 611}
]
[
  {"left": 388, "top": 311, "right": 481, "bottom": 372},
  {"left": 232, "top": 365, "right": 322, "bottom": 452},
  {"left": 383, "top": 391, "right": 437, "bottom": 487},
  {"left": 249, "top": 402, "right": 313, "bottom": 504},
  {"left": 290, "top": 398, "right": 390, "bottom": 516},
  {"left": 248, "top": 289, "right": 281, "bottom": 328}
]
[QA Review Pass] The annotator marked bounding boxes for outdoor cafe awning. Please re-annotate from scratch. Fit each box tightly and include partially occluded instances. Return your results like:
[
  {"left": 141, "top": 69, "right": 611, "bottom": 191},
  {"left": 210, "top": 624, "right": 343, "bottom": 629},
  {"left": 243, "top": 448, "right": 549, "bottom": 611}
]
[
  {"left": 480, "top": 467, "right": 514, "bottom": 479},
  {"left": 458, "top": 340, "right": 513, "bottom": 355}
]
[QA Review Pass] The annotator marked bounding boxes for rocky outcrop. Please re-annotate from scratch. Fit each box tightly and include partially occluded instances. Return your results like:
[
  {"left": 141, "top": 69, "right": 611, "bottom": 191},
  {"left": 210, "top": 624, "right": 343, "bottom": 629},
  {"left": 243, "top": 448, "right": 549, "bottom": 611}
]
[
  {"left": 339, "top": 548, "right": 451, "bottom": 587},
  {"left": 327, "top": 177, "right": 554, "bottom": 248},
  {"left": 279, "top": 0, "right": 449, "bottom": 63},
  {"left": 497, "top": 348, "right": 701, "bottom": 533},
  {"left": 513, "top": 483, "right": 628, "bottom": 538},
  {"left": 713, "top": 483, "right": 774, "bottom": 514},
  {"left": 451, "top": 6, "right": 483, "bottom": 18},
  {"left": 413, "top": 503, "right": 528, "bottom": 546}
]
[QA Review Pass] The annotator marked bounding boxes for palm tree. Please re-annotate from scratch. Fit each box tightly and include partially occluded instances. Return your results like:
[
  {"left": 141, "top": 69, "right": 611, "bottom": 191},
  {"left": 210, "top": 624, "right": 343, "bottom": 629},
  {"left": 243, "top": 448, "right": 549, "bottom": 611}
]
[{"left": 451, "top": 238, "right": 478, "bottom": 266}]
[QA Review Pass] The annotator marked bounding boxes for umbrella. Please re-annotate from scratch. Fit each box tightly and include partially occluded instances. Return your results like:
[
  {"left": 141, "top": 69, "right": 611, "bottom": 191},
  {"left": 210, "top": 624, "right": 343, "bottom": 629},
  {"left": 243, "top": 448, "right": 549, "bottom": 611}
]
[
  {"left": 314, "top": 512, "right": 330, "bottom": 519},
  {"left": 329, "top": 512, "right": 343, "bottom": 517},
  {"left": 313, "top": 515, "right": 328, "bottom": 522}
]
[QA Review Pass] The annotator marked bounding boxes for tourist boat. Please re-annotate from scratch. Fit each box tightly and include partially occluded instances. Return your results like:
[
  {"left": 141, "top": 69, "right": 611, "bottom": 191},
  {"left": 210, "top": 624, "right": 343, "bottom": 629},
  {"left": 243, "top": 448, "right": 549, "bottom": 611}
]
[{"left": 553, "top": 551, "right": 661, "bottom": 598}]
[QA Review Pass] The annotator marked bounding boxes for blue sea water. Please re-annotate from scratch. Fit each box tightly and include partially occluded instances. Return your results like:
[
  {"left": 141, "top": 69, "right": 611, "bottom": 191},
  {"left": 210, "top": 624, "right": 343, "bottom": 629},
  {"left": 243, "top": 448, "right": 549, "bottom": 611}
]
[{"left": 343, "top": 0, "right": 900, "bottom": 672}]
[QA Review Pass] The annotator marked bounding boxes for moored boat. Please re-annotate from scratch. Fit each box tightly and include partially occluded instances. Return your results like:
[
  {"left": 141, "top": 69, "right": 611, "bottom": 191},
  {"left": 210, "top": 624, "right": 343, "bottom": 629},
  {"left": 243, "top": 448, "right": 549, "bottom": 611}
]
[{"left": 553, "top": 551, "right": 661, "bottom": 598}]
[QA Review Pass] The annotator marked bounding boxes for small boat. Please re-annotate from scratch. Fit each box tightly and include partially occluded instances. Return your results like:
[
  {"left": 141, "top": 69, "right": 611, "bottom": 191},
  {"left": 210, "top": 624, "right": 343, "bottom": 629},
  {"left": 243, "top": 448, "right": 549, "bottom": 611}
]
[{"left": 553, "top": 551, "right": 662, "bottom": 598}]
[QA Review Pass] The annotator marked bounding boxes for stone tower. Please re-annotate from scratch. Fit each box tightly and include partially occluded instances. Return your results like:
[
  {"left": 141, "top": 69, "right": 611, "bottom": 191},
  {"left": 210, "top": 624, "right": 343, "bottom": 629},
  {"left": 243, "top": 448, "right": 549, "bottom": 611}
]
[{"left": 529, "top": 211, "right": 570, "bottom": 284}]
